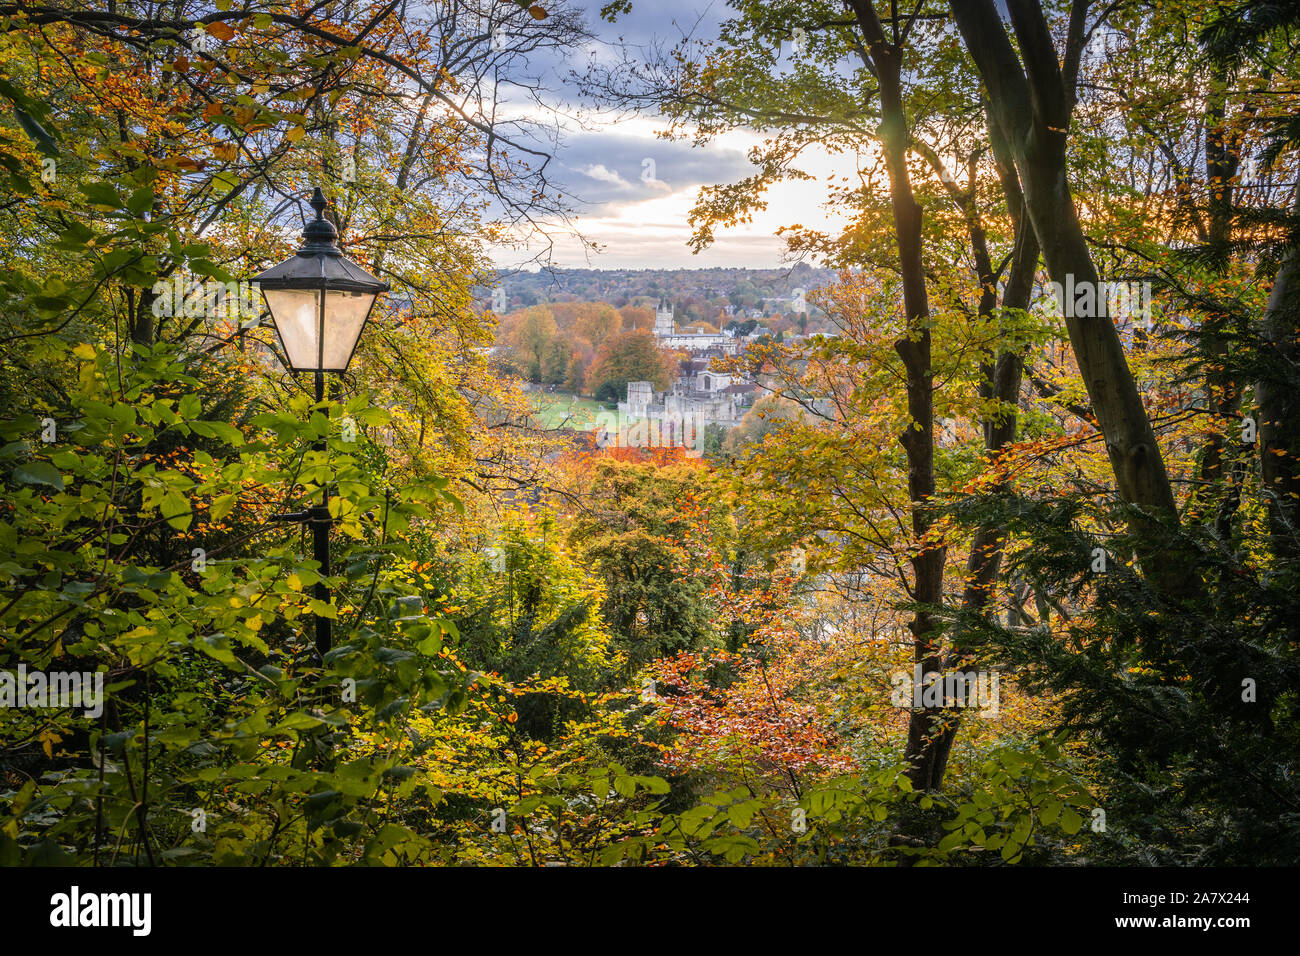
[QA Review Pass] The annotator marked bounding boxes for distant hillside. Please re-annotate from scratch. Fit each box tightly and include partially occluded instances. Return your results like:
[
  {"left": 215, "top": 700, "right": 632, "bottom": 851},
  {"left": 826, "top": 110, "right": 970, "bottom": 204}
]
[{"left": 482, "top": 264, "right": 838, "bottom": 315}]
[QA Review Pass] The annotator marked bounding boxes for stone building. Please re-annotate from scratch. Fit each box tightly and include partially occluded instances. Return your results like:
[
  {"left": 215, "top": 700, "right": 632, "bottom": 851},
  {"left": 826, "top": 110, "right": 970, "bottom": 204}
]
[
  {"left": 651, "top": 299, "right": 735, "bottom": 352},
  {"left": 616, "top": 369, "right": 754, "bottom": 451}
]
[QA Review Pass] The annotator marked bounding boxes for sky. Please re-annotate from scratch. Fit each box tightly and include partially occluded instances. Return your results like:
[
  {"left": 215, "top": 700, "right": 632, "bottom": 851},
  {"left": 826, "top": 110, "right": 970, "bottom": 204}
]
[{"left": 490, "top": 0, "right": 861, "bottom": 272}]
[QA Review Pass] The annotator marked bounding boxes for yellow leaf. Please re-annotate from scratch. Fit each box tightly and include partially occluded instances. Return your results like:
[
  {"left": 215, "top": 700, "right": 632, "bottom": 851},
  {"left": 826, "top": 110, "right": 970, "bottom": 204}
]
[
  {"left": 211, "top": 492, "right": 237, "bottom": 521},
  {"left": 40, "top": 731, "right": 61, "bottom": 759},
  {"left": 285, "top": 126, "right": 305, "bottom": 143},
  {"left": 72, "top": 343, "right": 95, "bottom": 360}
]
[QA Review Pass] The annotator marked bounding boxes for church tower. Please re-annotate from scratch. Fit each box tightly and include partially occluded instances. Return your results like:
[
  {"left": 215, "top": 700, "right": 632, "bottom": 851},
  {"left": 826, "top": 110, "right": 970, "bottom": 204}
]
[{"left": 654, "top": 298, "right": 675, "bottom": 337}]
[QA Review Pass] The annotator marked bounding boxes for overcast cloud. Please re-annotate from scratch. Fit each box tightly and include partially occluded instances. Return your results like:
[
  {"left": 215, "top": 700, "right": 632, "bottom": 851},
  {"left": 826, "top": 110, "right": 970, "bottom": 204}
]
[{"left": 483, "top": 0, "right": 858, "bottom": 271}]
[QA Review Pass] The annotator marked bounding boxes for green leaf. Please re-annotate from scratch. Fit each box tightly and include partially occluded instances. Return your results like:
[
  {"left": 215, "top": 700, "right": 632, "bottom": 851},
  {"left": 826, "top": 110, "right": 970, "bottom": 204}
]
[
  {"left": 127, "top": 185, "right": 154, "bottom": 215},
  {"left": 13, "top": 462, "right": 64, "bottom": 490},
  {"left": 637, "top": 775, "right": 670, "bottom": 795},
  {"left": 197, "top": 633, "right": 235, "bottom": 663},
  {"left": 160, "top": 488, "right": 191, "bottom": 530},
  {"left": 82, "top": 182, "right": 124, "bottom": 208},
  {"left": 1040, "top": 798, "right": 1062, "bottom": 826},
  {"left": 210, "top": 493, "right": 237, "bottom": 521},
  {"left": 199, "top": 420, "right": 244, "bottom": 446},
  {"left": 13, "top": 105, "right": 58, "bottom": 158},
  {"left": 512, "top": 796, "right": 543, "bottom": 815},
  {"left": 277, "top": 712, "right": 323, "bottom": 731}
]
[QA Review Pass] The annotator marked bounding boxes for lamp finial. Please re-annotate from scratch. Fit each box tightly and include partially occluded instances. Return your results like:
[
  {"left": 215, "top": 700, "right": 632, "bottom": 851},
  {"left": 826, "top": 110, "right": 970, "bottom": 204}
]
[{"left": 299, "top": 186, "right": 340, "bottom": 255}]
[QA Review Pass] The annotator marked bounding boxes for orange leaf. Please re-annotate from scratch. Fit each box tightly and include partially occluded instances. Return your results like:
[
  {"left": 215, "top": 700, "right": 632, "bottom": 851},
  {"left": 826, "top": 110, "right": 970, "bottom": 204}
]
[{"left": 206, "top": 21, "right": 236, "bottom": 41}]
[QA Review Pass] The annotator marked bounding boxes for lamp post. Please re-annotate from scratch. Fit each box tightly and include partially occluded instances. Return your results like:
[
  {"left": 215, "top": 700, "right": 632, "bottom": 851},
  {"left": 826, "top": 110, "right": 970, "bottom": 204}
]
[{"left": 254, "top": 187, "right": 389, "bottom": 656}]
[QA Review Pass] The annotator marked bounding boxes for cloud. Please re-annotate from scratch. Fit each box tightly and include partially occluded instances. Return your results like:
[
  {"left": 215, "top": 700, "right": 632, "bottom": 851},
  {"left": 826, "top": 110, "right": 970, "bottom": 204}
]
[
  {"left": 556, "top": 130, "right": 752, "bottom": 206},
  {"left": 482, "top": 3, "right": 864, "bottom": 269},
  {"left": 638, "top": 162, "right": 672, "bottom": 192},
  {"left": 492, "top": 118, "right": 860, "bottom": 268},
  {"left": 580, "top": 163, "right": 632, "bottom": 188}
]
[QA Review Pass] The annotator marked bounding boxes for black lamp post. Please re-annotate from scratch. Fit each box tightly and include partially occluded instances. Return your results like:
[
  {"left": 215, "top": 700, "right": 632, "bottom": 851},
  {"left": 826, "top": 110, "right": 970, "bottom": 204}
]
[{"left": 254, "top": 187, "right": 389, "bottom": 656}]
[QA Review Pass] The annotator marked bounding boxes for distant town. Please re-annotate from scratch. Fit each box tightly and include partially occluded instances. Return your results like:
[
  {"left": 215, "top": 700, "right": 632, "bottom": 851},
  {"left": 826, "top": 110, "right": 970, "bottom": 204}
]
[{"left": 484, "top": 267, "right": 839, "bottom": 452}]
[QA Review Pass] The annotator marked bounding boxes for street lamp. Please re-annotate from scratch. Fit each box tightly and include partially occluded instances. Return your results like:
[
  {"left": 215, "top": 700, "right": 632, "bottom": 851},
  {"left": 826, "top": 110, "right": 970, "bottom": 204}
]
[{"left": 254, "top": 187, "right": 389, "bottom": 656}]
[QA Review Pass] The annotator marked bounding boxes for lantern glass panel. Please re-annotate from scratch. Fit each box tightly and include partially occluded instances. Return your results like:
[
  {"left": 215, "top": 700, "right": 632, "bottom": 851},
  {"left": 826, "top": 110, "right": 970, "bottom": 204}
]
[
  {"left": 321, "top": 289, "right": 376, "bottom": 370},
  {"left": 262, "top": 287, "right": 322, "bottom": 370}
]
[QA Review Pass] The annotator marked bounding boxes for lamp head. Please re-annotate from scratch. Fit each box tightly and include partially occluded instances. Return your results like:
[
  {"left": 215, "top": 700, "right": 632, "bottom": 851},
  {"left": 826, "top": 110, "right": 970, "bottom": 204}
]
[{"left": 252, "top": 187, "right": 389, "bottom": 373}]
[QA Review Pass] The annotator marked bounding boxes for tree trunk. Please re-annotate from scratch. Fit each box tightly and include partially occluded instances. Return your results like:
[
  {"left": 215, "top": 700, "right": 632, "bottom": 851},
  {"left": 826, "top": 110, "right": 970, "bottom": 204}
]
[
  {"left": 922, "top": 114, "right": 1040, "bottom": 787},
  {"left": 949, "top": 0, "right": 1179, "bottom": 524},
  {"left": 1188, "top": 67, "right": 1245, "bottom": 535},
  {"left": 846, "top": 2, "right": 949, "bottom": 792},
  {"left": 948, "top": 0, "right": 1200, "bottom": 611},
  {"left": 1258, "top": 190, "right": 1300, "bottom": 557}
]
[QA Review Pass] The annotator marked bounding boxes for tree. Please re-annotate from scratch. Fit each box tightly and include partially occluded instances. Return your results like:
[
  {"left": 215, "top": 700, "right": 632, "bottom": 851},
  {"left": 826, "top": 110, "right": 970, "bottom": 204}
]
[
  {"left": 620, "top": 304, "right": 655, "bottom": 331},
  {"left": 946, "top": 0, "right": 1182, "bottom": 547},
  {"left": 542, "top": 337, "right": 572, "bottom": 385},
  {"left": 569, "top": 302, "right": 624, "bottom": 348},
  {"left": 565, "top": 352, "right": 589, "bottom": 394},
  {"left": 567, "top": 460, "right": 730, "bottom": 670},
  {"left": 586, "top": 329, "right": 673, "bottom": 401},
  {"left": 451, "top": 512, "right": 616, "bottom": 741},
  {"left": 589, "top": 0, "right": 1044, "bottom": 791},
  {"left": 721, "top": 395, "right": 807, "bottom": 459},
  {"left": 0, "top": 0, "right": 596, "bottom": 866},
  {"left": 507, "top": 307, "right": 559, "bottom": 382}
]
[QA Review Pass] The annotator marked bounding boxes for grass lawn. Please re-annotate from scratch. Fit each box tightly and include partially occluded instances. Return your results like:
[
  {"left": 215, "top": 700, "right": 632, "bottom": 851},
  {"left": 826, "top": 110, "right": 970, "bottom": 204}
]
[{"left": 529, "top": 390, "right": 618, "bottom": 430}]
